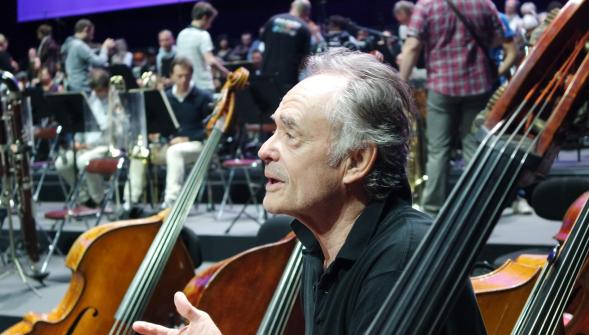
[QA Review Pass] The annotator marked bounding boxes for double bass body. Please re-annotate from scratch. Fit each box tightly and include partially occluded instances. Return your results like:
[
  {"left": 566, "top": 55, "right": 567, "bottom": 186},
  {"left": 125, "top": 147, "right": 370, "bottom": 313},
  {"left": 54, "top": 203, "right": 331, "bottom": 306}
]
[{"left": 3, "top": 212, "right": 193, "bottom": 335}]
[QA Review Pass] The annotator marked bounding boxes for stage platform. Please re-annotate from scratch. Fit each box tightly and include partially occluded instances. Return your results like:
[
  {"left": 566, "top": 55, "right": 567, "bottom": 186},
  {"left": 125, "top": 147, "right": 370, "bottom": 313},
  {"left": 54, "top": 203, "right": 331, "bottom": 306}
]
[
  {"left": 0, "top": 148, "right": 587, "bottom": 330},
  {"left": 0, "top": 202, "right": 565, "bottom": 331}
]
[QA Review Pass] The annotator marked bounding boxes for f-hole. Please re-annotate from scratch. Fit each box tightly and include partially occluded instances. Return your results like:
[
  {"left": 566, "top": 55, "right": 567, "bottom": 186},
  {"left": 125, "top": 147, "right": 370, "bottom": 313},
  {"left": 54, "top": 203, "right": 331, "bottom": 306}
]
[{"left": 66, "top": 307, "right": 99, "bottom": 335}]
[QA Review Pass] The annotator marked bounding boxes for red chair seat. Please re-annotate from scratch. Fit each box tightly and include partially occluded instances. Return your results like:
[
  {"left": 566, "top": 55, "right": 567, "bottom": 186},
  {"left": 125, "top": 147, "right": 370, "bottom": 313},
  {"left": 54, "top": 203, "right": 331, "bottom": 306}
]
[
  {"left": 34, "top": 127, "right": 59, "bottom": 140},
  {"left": 222, "top": 158, "right": 261, "bottom": 168},
  {"left": 44, "top": 206, "right": 100, "bottom": 220},
  {"left": 86, "top": 158, "right": 123, "bottom": 175}
]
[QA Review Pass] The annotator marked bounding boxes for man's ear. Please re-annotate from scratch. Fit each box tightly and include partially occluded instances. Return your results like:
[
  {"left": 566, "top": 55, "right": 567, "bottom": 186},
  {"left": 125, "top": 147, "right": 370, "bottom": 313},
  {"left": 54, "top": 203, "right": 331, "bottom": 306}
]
[{"left": 342, "top": 143, "right": 377, "bottom": 185}]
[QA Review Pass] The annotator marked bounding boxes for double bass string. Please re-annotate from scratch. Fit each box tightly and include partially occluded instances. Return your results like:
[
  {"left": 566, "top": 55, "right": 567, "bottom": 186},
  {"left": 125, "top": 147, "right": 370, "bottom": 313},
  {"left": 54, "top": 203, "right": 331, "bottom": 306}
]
[
  {"left": 369, "top": 91, "right": 531, "bottom": 332},
  {"left": 369, "top": 25, "right": 579, "bottom": 334},
  {"left": 129, "top": 130, "right": 222, "bottom": 333},
  {"left": 111, "top": 126, "right": 224, "bottom": 335},
  {"left": 257, "top": 241, "right": 304, "bottom": 334},
  {"left": 539, "top": 202, "right": 589, "bottom": 333},
  {"left": 513, "top": 196, "right": 589, "bottom": 333},
  {"left": 512, "top": 39, "right": 589, "bottom": 334},
  {"left": 112, "top": 69, "right": 247, "bottom": 334}
]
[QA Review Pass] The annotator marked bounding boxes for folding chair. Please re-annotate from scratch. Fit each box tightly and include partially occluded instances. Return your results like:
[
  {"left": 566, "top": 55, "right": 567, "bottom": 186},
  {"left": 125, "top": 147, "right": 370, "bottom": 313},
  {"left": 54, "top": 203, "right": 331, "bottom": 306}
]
[
  {"left": 40, "top": 157, "right": 125, "bottom": 271},
  {"left": 31, "top": 125, "right": 68, "bottom": 202}
]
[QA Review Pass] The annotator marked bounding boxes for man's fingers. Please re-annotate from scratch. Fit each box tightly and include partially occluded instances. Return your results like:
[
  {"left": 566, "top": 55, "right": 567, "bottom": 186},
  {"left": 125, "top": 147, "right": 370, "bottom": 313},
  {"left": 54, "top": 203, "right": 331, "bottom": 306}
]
[
  {"left": 132, "top": 321, "right": 175, "bottom": 335},
  {"left": 174, "top": 291, "right": 206, "bottom": 322}
]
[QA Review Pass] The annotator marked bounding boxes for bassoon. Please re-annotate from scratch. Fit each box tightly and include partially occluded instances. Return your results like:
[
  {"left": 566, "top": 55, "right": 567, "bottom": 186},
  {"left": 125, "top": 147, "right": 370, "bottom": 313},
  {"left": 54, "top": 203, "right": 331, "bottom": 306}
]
[{"left": 0, "top": 71, "right": 40, "bottom": 270}]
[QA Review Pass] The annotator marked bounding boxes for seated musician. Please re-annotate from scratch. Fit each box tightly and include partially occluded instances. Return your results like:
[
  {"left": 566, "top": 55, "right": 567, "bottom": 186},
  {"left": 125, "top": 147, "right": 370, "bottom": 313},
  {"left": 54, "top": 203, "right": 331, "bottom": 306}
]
[
  {"left": 123, "top": 56, "right": 212, "bottom": 210},
  {"left": 55, "top": 68, "right": 110, "bottom": 207},
  {"left": 133, "top": 50, "right": 485, "bottom": 334}
]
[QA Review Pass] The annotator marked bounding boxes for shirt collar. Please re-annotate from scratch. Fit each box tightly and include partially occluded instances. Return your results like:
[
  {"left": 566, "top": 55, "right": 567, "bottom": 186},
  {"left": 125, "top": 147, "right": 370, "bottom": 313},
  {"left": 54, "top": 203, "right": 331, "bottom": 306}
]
[
  {"left": 172, "top": 84, "right": 194, "bottom": 102},
  {"left": 291, "top": 192, "right": 406, "bottom": 263}
]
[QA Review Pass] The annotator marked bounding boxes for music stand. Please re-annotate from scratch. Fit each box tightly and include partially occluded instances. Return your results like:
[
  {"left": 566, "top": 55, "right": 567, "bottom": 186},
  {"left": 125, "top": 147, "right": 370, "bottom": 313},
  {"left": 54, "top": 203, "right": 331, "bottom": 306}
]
[
  {"left": 129, "top": 89, "right": 179, "bottom": 136},
  {"left": 109, "top": 64, "right": 139, "bottom": 90},
  {"left": 45, "top": 92, "right": 93, "bottom": 185},
  {"left": 45, "top": 92, "right": 90, "bottom": 135},
  {"left": 23, "top": 87, "right": 52, "bottom": 125}
]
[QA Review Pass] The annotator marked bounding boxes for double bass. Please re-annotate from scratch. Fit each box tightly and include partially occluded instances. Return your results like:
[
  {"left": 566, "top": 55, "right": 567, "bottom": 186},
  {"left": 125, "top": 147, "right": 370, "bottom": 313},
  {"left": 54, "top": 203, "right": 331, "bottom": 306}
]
[
  {"left": 367, "top": 0, "right": 589, "bottom": 332},
  {"left": 183, "top": 233, "right": 304, "bottom": 334},
  {"left": 2, "top": 68, "right": 249, "bottom": 335}
]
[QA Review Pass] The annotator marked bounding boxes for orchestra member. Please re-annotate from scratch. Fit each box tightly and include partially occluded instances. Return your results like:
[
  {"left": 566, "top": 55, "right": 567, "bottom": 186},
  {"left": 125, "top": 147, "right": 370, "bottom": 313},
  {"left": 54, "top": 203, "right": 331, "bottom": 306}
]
[
  {"left": 61, "top": 19, "right": 115, "bottom": 93},
  {"left": 176, "top": 2, "right": 229, "bottom": 93},
  {"left": 132, "top": 49, "right": 485, "bottom": 335},
  {"left": 123, "top": 56, "right": 212, "bottom": 211}
]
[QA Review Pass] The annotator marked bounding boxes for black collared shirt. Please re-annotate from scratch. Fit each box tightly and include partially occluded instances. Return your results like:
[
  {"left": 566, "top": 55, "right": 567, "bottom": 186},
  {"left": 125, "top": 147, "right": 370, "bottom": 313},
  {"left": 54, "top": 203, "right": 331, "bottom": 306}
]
[{"left": 292, "top": 195, "right": 486, "bottom": 334}]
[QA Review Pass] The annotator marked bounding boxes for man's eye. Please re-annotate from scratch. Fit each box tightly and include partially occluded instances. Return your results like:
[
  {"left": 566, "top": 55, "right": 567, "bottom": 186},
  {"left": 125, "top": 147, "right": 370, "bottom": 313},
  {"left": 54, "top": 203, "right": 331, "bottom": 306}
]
[{"left": 285, "top": 132, "right": 294, "bottom": 139}]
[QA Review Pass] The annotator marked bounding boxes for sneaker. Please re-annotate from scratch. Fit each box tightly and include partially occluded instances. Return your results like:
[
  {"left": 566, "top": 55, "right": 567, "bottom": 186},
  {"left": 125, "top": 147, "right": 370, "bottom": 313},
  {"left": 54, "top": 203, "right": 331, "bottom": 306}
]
[{"left": 512, "top": 197, "right": 533, "bottom": 215}]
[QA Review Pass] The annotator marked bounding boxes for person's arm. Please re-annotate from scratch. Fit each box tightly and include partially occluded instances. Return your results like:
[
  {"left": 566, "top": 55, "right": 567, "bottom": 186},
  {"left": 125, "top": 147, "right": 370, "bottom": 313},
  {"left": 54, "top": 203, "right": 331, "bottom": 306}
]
[
  {"left": 399, "top": 37, "right": 422, "bottom": 81},
  {"left": 203, "top": 51, "right": 229, "bottom": 76},
  {"left": 81, "top": 39, "right": 114, "bottom": 67},
  {"left": 498, "top": 38, "right": 517, "bottom": 77}
]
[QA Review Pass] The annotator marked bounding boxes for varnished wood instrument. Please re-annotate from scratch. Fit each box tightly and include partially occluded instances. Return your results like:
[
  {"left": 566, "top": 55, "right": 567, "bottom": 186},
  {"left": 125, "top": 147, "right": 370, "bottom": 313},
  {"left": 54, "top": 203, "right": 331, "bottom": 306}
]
[
  {"left": 512, "top": 193, "right": 589, "bottom": 334},
  {"left": 2, "top": 67, "right": 249, "bottom": 335},
  {"left": 2, "top": 211, "right": 194, "bottom": 335},
  {"left": 0, "top": 71, "right": 40, "bottom": 271},
  {"left": 557, "top": 192, "right": 589, "bottom": 334},
  {"left": 472, "top": 256, "right": 544, "bottom": 335},
  {"left": 367, "top": 0, "right": 589, "bottom": 332},
  {"left": 184, "top": 233, "right": 304, "bottom": 334}
]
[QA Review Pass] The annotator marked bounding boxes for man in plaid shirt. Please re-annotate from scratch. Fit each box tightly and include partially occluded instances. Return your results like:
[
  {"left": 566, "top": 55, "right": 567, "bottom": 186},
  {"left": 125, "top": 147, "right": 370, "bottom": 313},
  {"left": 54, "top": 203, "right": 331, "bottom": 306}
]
[{"left": 400, "top": 0, "right": 504, "bottom": 215}]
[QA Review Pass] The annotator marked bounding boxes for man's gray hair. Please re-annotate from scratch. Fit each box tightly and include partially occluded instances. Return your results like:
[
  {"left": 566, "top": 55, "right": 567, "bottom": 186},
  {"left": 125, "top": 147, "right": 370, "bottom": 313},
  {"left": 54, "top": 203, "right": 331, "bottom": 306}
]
[{"left": 305, "top": 49, "right": 415, "bottom": 200}]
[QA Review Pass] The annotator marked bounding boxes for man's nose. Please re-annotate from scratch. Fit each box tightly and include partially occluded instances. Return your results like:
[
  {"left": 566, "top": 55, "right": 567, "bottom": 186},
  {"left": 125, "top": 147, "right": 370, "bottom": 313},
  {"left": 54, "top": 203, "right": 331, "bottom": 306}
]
[{"left": 258, "top": 133, "right": 277, "bottom": 162}]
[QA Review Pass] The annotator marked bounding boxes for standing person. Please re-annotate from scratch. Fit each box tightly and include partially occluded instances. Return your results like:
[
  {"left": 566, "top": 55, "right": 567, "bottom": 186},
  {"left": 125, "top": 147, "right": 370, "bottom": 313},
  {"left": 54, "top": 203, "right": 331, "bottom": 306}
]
[
  {"left": 132, "top": 49, "right": 485, "bottom": 335},
  {"left": 394, "top": 1, "right": 415, "bottom": 46},
  {"left": 261, "top": 0, "right": 312, "bottom": 95},
  {"left": 394, "top": 1, "right": 426, "bottom": 82},
  {"left": 176, "top": 1, "right": 229, "bottom": 93},
  {"left": 156, "top": 29, "right": 176, "bottom": 78},
  {"left": 61, "top": 19, "right": 115, "bottom": 92},
  {"left": 400, "top": 0, "right": 504, "bottom": 215},
  {"left": 36, "top": 24, "right": 60, "bottom": 75},
  {"left": 123, "top": 57, "right": 212, "bottom": 210}
]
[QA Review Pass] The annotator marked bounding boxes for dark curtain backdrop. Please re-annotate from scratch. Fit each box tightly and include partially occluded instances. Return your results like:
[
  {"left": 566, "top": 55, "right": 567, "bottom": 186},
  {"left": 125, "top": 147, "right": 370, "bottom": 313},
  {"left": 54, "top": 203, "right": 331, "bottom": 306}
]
[{"left": 1, "top": 0, "right": 551, "bottom": 66}]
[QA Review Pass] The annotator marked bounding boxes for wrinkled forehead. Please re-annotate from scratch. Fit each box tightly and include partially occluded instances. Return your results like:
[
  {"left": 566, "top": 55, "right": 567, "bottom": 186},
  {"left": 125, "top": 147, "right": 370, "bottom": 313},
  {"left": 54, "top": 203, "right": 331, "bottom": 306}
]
[{"left": 273, "top": 73, "right": 348, "bottom": 126}]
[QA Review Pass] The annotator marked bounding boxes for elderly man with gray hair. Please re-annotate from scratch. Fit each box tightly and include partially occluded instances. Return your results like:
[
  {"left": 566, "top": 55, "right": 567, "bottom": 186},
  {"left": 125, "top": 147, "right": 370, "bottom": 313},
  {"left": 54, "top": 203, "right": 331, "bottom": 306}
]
[{"left": 133, "top": 49, "right": 485, "bottom": 335}]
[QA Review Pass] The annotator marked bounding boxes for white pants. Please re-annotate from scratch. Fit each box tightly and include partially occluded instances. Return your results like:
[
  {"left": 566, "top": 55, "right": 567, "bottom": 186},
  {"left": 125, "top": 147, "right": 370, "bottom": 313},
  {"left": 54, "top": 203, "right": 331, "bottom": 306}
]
[
  {"left": 124, "top": 141, "right": 203, "bottom": 205},
  {"left": 55, "top": 146, "right": 109, "bottom": 203}
]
